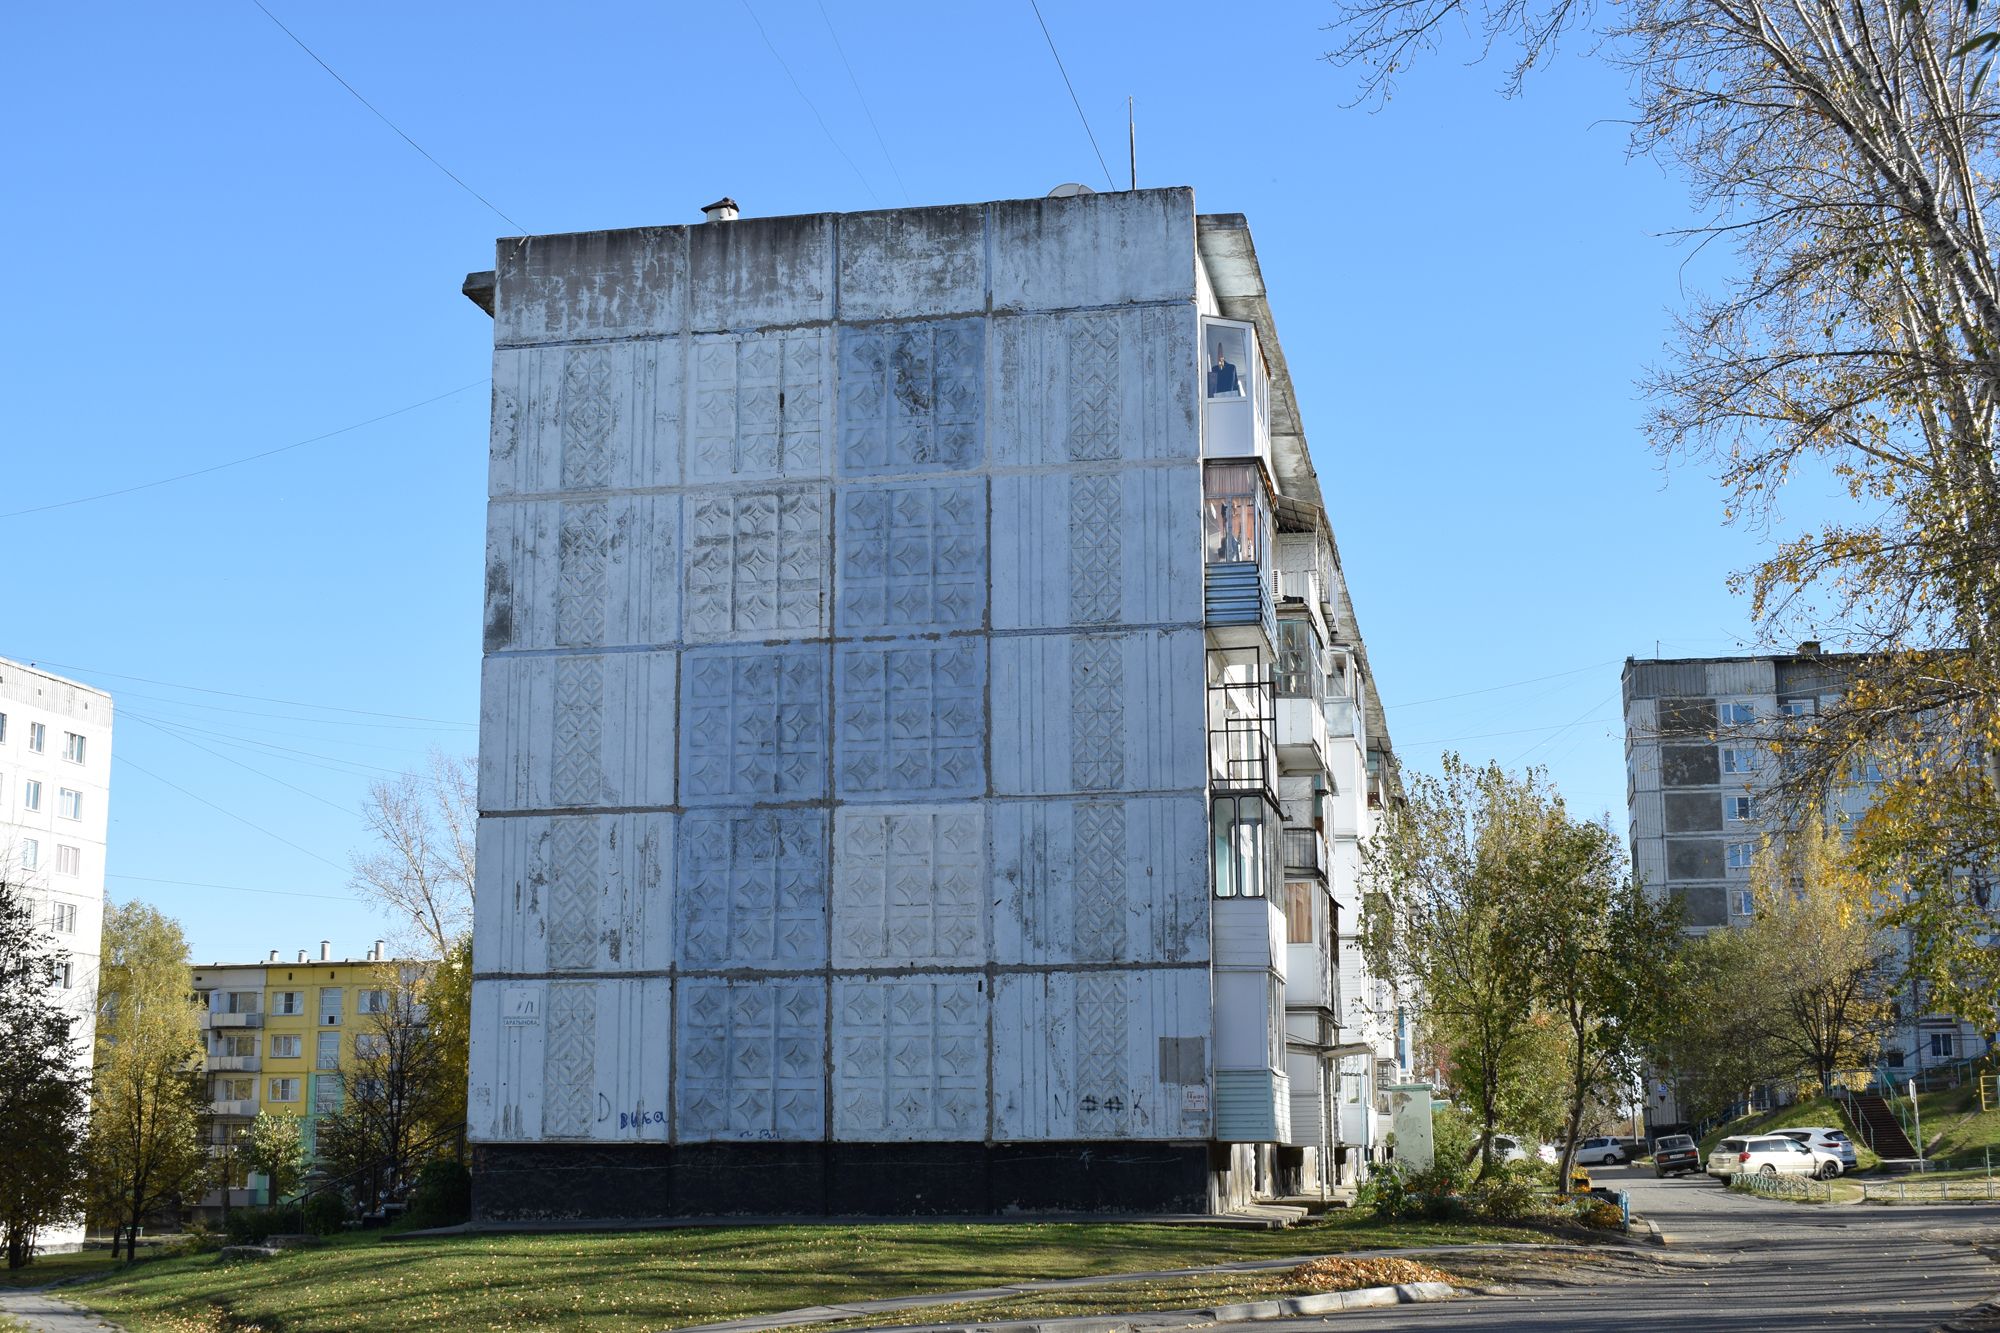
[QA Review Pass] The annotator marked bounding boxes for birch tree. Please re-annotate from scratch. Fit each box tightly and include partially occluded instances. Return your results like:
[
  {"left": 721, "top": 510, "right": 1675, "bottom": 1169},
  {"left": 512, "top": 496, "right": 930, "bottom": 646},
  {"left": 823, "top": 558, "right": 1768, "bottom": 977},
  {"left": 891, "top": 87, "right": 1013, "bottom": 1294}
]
[
  {"left": 85, "top": 903, "right": 206, "bottom": 1259},
  {"left": 349, "top": 749, "right": 476, "bottom": 958}
]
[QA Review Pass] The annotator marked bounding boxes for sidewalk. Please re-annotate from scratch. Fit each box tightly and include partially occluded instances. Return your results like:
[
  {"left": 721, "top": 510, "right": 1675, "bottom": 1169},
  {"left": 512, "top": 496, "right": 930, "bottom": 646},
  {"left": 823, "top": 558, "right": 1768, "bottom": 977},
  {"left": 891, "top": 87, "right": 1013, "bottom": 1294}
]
[{"left": 0, "top": 1289, "right": 128, "bottom": 1333}]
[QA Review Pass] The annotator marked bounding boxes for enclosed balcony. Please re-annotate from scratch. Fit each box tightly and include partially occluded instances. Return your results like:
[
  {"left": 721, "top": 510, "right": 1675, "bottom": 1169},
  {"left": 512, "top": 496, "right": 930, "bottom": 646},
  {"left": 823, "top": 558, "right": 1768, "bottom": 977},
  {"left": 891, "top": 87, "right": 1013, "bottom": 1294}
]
[
  {"left": 208, "top": 1098, "right": 259, "bottom": 1118},
  {"left": 1200, "top": 318, "right": 1271, "bottom": 472},
  {"left": 1274, "top": 617, "right": 1329, "bottom": 774},
  {"left": 207, "top": 1011, "right": 263, "bottom": 1029},
  {"left": 1207, "top": 647, "right": 1276, "bottom": 795},
  {"left": 209, "top": 1054, "right": 261, "bottom": 1073},
  {"left": 1203, "top": 462, "right": 1275, "bottom": 646}
]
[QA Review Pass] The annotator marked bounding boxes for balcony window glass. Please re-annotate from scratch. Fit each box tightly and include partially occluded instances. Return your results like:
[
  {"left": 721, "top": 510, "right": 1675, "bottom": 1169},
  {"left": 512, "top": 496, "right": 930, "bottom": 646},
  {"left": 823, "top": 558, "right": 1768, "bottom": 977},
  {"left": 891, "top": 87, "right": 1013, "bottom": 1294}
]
[
  {"left": 1206, "top": 325, "right": 1250, "bottom": 399},
  {"left": 1275, "top": 618, "right": 1325, "bottom": 698},
  {"left": 1211, "top": 793, "right": 1276, "bottom": 898},
  {"left": 1285, "top": 881, "right": 1315, "bottom": 944},
  {"left": 1203, "top": 462, "right": 1269, "bottom": 565}
]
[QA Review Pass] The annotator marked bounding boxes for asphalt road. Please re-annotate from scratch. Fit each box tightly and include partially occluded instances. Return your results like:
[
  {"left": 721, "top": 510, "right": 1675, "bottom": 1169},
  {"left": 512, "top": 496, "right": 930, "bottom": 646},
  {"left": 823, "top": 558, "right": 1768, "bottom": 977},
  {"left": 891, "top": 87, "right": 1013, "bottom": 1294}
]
[{"left": 1278, "top": 1164, "right": 2000, "bottom": 1332}]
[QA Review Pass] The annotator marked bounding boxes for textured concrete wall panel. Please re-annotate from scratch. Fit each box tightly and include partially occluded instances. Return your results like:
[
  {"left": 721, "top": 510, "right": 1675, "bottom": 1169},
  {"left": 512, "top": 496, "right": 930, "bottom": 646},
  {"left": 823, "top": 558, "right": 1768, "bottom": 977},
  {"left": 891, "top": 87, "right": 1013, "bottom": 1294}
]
[
  {"left": 990, "top": 307, "right": 1198, "bottom": 468},
  {"left": 491, "top": 342, "right": 681, "bottom": 498},
  {"left": 689, "top": 213, "right": 833, "bottom": 332},
  {"left": 468, "top": 976, "right": 671, "bottom": 1143},
  {"left": 990, "top": 467, "right": 1201, "bottom": 631},
  {"left": 832, "top": 805, "right": 987, "bottom": 968},
  {"left": 832, "top": 976, "right": 988, "bottom": 1142},
  {"left": 990, "top": 630, "right": 1205, "bottom": 796},
  {"left": 990, "top": 189, "right": 1195, "bottom": 311},
  {"left": 991, "top": 968, "right": 1210, "bottom": 1140},
  {"left": 474, "top": 812, "right": 673, "bottom": 974},
  {"left": 837, "top": 205, "right": 988, "bottom": 321},
  {"left": 478, "top": 651, "right": 677, "bottom": 813},
  {"left": 494, "top": 229, "right": 685, "bottom": 347},
  {"left": 483, "top": 495, "right": 680, "bottom": 652},
  {"left": 991, "top": 796, "right": 1208, "bottom": 965}
]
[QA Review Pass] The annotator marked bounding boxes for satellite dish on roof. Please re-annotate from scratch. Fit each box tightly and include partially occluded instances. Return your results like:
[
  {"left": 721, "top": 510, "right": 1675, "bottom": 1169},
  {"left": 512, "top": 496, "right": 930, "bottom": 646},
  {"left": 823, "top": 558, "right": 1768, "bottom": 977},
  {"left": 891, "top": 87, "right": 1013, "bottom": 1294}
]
[{"left": 1047, "top": 182, "right": 1096, "bottom": 198}]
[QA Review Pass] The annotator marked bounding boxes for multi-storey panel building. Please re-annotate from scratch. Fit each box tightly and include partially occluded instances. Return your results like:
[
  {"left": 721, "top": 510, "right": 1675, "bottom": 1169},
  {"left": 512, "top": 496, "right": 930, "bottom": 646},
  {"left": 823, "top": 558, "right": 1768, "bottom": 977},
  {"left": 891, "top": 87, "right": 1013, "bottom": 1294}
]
[
  {"left": 191, "top": 943, "right": 405, "bottom": 1212},
  {"left": 0, "top": 658, "right": 111, "bottom": 1252},
  {"left": 462, "top": 188, "right": 1405, "bottom": 1217},
  {"left": 1623, "top": 649, "right": 1991, "bottom": 1123}
]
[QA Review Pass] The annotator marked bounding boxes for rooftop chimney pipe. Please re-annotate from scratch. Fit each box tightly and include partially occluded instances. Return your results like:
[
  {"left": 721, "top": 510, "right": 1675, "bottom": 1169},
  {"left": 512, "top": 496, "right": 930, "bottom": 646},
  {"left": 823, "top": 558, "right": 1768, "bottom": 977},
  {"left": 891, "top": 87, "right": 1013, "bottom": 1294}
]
[
  {"left": 373, "top": 939, "right": 386, "bottom": 962},
  {"left": 319, "top": 940, "right": 331, "bottom": 962},
  {"left": 267, "top": 950, "right": 279, "bottom": 963},
  {"left": 701, "top": 197, "right": 740, "bottom": 222},
  {"left": 297, "top": 950, "right": 308, "bottom": 963}
]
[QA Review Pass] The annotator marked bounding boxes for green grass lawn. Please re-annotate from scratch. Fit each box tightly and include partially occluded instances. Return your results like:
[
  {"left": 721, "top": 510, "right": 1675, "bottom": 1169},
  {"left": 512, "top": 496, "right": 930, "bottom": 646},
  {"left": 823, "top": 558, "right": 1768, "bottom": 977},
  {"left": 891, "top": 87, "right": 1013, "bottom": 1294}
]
[
  {"left": 1913, "top": 1069, "right": 2000, "bottom": 1167},
  {"left": 65, "top": 1214, "right": 1563, "bottom": 1333},
  {"left": 1, "top": 1248, "right": 126, "bottom": 1289}
]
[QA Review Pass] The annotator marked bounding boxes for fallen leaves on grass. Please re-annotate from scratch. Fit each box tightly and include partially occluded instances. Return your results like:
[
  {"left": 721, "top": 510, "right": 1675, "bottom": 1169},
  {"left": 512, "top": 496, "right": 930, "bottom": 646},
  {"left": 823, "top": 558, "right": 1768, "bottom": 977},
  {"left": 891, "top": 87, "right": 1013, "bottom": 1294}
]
[{"left": 1291, "top": 1256, "right": 1459, "bottom": 1292}]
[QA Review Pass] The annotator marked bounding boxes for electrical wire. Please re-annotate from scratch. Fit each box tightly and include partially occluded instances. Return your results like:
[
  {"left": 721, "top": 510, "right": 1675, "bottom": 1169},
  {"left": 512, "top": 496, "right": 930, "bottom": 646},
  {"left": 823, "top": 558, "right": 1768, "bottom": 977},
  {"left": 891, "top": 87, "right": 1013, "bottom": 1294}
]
[
  {"left": 108, "top": 873, "right": 357, "bottom": 905},
  {"left": 1507, "top": 689, "right": 1622, "bottom": 770},
  {"left": 1386, "top": 658, "right": 1623, "bottom": 710},
  {"left": 740, "top": 0, "right": 880, "bottom": 205},
  {"left": 124, "top": 712, "right": 360, "bottom": 815},
  {"left": 119, "top": 710, "right": 409, "bottom": 778},
  {"left": 1399, "top": 715, "right": 1620, "bottom": 748},
  {"left": 25, "top": 659, "right": 475, "bottom": 726},
  {"left": 815, "top": 0, "right": 911, "bottom": 205},
  {"left": 116, "top": 754, "right": 347, "bottom": 872},
  {"left": 247, "top": 0, "right": 525, "bottom": 232},
  {"left": 1025, "top": 0, "right": 1116, "bottom": 190},
  {"left": 103, "top": 687, "right": 474, "bottom": 734},
  {"left": 0, "top": 379, "right": 488, "bottom": 520}
]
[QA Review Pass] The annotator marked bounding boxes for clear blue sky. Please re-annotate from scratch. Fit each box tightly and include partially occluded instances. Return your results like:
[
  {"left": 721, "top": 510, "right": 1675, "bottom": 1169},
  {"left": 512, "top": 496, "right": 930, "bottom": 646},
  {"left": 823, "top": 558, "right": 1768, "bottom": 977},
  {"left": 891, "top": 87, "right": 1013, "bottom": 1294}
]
[{"left": 2, "top": 1, "right": 1793, "bottom": 962}]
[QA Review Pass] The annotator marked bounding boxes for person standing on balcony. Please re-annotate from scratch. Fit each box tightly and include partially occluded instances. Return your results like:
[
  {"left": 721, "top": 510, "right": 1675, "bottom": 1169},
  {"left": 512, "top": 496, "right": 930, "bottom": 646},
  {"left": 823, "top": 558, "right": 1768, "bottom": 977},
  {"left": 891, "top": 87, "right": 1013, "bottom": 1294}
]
[{"left": 1209, "top": 342, "right": 1240, "bottom": 397}]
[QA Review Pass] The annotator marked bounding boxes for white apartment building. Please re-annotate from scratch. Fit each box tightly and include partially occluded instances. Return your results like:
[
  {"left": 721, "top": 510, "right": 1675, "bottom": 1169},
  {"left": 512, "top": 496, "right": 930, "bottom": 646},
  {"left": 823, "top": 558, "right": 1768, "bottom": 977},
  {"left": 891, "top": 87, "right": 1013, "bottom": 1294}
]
[
  {"left": 0, "top": 656, "right": 112, "bottom": 1251},
  {"left": 460, "top": 188, "right": 1410, "bottom": 1218},
  {"left": 1623, "top": 649, "right": 1991, "bottom": 1124}
]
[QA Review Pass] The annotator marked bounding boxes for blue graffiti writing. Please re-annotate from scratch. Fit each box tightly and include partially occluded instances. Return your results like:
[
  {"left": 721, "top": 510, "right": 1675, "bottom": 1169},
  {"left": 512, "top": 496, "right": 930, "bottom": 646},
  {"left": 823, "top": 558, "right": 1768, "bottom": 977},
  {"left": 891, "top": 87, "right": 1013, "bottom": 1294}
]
[{"left": 618, "top": 1108, "right": 666, "bottom": 1131}]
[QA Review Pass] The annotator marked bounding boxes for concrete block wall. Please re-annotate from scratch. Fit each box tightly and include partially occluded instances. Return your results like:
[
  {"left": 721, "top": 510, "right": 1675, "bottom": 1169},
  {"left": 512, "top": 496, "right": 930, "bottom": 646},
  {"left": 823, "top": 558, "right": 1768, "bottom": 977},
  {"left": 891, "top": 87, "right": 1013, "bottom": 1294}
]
[{"left": 469, "top": 191, "right": 1221, "bottom": 1208}]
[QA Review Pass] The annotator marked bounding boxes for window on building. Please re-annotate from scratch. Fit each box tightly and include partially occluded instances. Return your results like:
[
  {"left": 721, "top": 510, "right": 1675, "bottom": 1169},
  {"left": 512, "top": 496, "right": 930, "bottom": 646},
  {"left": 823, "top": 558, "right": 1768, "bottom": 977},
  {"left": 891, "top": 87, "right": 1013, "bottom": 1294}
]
[
  {"left": 222, "top": 1076, "right": 254, "bottom": 1101},
  {"left": 1779, "top": 697, "right": 1816, "bottom": 718},
  {"left": 316, "top": 1031, "right": 341, "bottom": 1070},
  {"left": 1735, "top": 889, "right": 1756, "bottom": 916},
  {"left": 1274, "top": 618, "right": 1325, "bottom": 700},
  {"left": 57, "top": 961, "right": 73, "bottom": 989},
  {"left": 62, "top": 732, "right": 85, "bottom": 764},
  {"left": 57, "top": 789, "right": 80, "bottom": 821},
  {"left": 215, "top": 990, "right": 260, "bottom": 1015},
  {"left": 1210, "top": 793, "right": 1275, "bottom": 898},
  {"left": 314, "top": 1079, "right": 343, "bottom": 1114},
  {"left": 270, "top": 1034, "right": 302, "bottom": 1059},
  {"left": 1930, "top": 1031, "right": 1957, "bottom": 1059},
  {"left": 271, "top": 991, "right": 304, "bottom": 1016},
  {"left": 22, "top": 780, "right": 41, "bottom": 812},
  {"left": 0, "top": 712, "right": 7, "bottom": 743},
  {"left": 50, "top": 901, "right": 77, "bottom": 933},
  {"left": 215, "top": 1031, "right": 257, "bottom": 1058},
  {"left": 1720, "top": 703, "right": 1755, "bottom": 726},
  {"left": 354, "top": 1032, "right": 387, "bottom": 1060},
  {"left": 354, "top": 1076, "right": 386, "bottom": 1102},
  {"left": 20, "top": 839, "right": 37, "bottom": 871},
  {"left": 1721, "top": 747, "right": 1760, "bottom": 774},
  {"left": 1882, "top": 1047, "right": 1907, "bottom": 1068},
  {"left": 1284, "top": 881, "right": 1316, "bottom": 946},
  {"left": 358, "top": 988, "right": 390, "bottom": 1015},
  {"left": 1205, "top": 323, "right": 1250, "bottom": 399},
  {"left": 1727, "top": 796, "right": 1757, "bottom": 821},
  {"left": 28, "top": 722, "right": 45, "bottom": 753},
  {"left": 56, "top": 844, "right": 79, "bottom": 876},
  {"left": 1726, "top": 841, "right": 1755, "bottom": 870},
  {"left": 318, "top": 988, "right": 343, "bottom": 1025},
  {"left": 268, "top": 1077, "right": 300, "bottom": 1103},
  {"left": 1202, "top": 461, "right": 1270, "bottom": 565}
]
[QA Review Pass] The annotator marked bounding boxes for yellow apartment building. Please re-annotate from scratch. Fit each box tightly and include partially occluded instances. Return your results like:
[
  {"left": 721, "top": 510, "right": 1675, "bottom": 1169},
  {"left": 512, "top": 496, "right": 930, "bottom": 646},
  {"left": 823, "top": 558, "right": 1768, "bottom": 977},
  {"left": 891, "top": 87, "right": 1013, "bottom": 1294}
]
[{"left": 192, "top": 941, "right": 408, "bottom": 1210}]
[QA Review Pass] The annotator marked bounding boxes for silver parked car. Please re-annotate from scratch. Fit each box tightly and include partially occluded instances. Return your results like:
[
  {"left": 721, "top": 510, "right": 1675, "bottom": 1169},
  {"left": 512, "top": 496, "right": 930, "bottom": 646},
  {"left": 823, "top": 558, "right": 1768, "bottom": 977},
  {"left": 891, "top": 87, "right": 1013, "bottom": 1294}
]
[
  {"left": 1707, "top": 1133, "right": 1843, "bottom": 1181},
  {"left": 1768, "top": 1126, "right": 1857, "bottom": 1172}
]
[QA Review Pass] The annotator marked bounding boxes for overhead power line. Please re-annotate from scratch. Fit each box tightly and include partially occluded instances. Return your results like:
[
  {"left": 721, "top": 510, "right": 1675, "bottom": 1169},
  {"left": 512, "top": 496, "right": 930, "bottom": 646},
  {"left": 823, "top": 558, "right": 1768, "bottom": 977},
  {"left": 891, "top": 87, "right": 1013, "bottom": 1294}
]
[
  {"left": 25, "top": 658, "right": 475, "bottom": 726},
  {"left": 816, "top": 0, "right": 911, "bottom": 205},
  {"left": 0, "top": 379, "right": 487, "bottom": 520},
  {"left": 118, "top": 754, "right": 347, "bottom": 872},
  {"left": 1026, "top": 0, "right": 1116, "bottom": 191},
  {"left": 109, "top": 873, "right": 357, "bottom": 905},
  {"left": 125, "top": 712, "right": 360, "bottom": 815},
  {"left": 1400, "top": 714, "right": 1620, "bottom": 748},
  {"left": 247, "top": 0, "right": 526, "bottom": 232},
  {"left": 1387, "top": 658, "right": 1624, "bottom": 710},
  {"left": 740, "top": 0, "right": 881, "bottom": 205}
]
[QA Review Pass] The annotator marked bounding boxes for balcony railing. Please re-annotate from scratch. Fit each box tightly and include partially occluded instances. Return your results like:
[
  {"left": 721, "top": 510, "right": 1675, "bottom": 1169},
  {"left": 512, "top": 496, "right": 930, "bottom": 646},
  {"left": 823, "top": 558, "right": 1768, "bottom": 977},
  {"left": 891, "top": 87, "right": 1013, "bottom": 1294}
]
[
  {"left": 208, "top": 1098, "right": 259, "bottom": 1118},
  {"left": 208, "top": 1012, "right": 263, "bottom": 1029},
  {"left": 1283, "top": 828, "right": 1325, "bottom": 879},
  {"left": 209, "top": 1054, "right": 261, "bottom": 1073}
]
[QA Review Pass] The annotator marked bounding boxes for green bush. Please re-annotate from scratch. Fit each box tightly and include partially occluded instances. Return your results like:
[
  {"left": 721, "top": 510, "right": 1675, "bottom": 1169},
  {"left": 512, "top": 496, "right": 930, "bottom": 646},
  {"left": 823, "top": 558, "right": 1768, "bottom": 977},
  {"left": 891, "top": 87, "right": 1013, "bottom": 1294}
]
[
  {"left": 404, "top": 1159, "right": 472, "bottom": 1229},
  {"left": 302, "top": 1191, "right": 349, "bottom": 1236},
  {"left": 1463, "top": 1168, "right": 1549, "bottom": 1221},
  {"left": 222, "top": 1204, "right": 301, "bottom": 1245}
]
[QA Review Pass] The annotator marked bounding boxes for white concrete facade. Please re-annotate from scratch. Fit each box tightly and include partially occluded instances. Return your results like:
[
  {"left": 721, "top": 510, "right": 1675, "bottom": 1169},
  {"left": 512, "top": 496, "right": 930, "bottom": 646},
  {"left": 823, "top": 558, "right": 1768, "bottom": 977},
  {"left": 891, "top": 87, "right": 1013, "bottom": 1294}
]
[
  {"left": 0, "top": 657, "right": 112, "bottom": 1251},
  {"left": 464, "top": 190, "right": 1402, "bottom": 1216}
]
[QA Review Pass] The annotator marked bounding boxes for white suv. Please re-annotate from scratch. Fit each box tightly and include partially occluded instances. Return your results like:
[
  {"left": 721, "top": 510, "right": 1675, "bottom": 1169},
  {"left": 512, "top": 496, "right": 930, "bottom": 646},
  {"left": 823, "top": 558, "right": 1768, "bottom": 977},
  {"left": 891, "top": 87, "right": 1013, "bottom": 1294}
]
[
  {"left": 1575, "top": 1136, "right": 1629, "bottom": 1166},
  {"left": 1707, "top": 1134, "right": 1843, "bottom": 1181},
  {"left": 1769, "top": 1126, "right": 1857, "bottom": 1173}
]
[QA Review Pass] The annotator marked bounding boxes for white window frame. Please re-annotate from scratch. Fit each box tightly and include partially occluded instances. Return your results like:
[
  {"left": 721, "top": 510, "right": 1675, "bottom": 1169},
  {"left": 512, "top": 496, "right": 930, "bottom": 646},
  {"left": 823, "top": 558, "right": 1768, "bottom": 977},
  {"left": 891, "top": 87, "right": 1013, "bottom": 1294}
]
[
  {"left": 57, "top": 960, "right": 73, "bottom": 989},
  {"left": 358, "top": 988, "right": 390, "bottom": 1015},
  {"left": 1735, "top": 889, "right": 1756, "bottom": 916},
  {"left": 62, "top": 732, "right": 85, "bottom": 764},
  {"left": 50, "top": 901, "right": 77, "bottom": 933},
  {"left": 55, "top": 844, "right": 79, "bottom": 876},
  {"left": 272, "top": 991, "right": 304, "bottom": 1016},
  {"left": 1720, "top": 702, "right": 1755, "bottom": 726},
  {"left": 22, "top": 779, "right": 41, "bottom": 813},
  {"left": 1779, "top": 697, "right": 1816, "bottom": 718},
  {"left": 0, "top": 712, "right": 8, "bottom": 744},
  {"left": 1721, "top": 747, "right": 1759, "bottom": 774},
  {"left": 20, "top": 838, "right": 38, "bottom": 871},
  {"left": 1727, "top": 796, "right": 1756, "bottom": 822},
  {"left": 268, "top": 1077, "right": 300, "bottom": 1103},
  {"left": 270, "top": 1034, "right": 302, "bottom": 1059},
  {"left": 318, "top": 987, "right": 344, "bottom": 1026},
  {"left": 27, "top": 722, "right": 45, "bottom": 753},
  {"left": 1726, "top": 841, "right": 1755, "bottom": 870},
  {"left": 57, "top": 788, "right": 81, "bottom": 821}
]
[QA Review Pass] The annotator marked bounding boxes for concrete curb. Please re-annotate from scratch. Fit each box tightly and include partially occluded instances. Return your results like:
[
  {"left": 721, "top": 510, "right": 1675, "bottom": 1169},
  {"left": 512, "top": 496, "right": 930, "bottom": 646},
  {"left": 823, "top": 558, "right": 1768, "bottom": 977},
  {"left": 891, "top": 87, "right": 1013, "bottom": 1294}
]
[
  {"left": 850, "top": 1282, "right": 1459, "bottom": 1333},
  {"left": 1638, "top": 1217, "right": 1671, "bottom": 1246}
]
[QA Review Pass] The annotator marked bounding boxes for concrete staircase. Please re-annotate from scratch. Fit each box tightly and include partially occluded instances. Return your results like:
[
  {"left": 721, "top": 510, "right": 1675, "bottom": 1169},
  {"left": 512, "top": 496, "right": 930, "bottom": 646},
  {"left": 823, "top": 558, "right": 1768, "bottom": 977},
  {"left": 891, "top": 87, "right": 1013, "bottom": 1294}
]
[{"left": 1843, "top": 1093, "right": 1919, "bottom": 1161}]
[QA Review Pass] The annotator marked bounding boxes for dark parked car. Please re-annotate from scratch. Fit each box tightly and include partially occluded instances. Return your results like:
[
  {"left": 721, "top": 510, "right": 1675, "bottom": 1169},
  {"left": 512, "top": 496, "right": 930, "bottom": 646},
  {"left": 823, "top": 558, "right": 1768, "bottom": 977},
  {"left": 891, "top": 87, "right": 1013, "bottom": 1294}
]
[{"left": 1652, "top": 1133, "right": 1700, "bottom": 1177}]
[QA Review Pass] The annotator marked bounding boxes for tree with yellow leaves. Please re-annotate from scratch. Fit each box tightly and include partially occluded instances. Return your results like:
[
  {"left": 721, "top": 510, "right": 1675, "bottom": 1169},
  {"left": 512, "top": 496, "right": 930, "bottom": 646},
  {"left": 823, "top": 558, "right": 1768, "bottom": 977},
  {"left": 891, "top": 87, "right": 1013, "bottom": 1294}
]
[{"left": 1742, "top": 821, "right": 1899, "bottom": 1095}]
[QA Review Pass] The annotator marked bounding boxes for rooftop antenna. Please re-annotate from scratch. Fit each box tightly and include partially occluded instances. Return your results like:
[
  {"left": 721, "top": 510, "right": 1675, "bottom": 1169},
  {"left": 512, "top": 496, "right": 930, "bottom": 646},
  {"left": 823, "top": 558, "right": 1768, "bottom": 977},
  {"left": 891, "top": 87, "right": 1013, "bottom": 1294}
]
[{"left": 1128, "top": 96, "right": 1137, "bottom": 191}]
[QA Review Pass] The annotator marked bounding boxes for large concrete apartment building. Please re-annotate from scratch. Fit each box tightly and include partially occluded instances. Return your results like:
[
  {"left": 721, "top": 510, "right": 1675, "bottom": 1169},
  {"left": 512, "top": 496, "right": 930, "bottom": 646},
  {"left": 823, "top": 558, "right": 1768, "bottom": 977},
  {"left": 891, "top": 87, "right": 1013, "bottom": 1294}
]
[
  {"left": 461, "top": 187, "right": 1409, "bottom": 1218},
  {"left": 0, "top": 656, "right": 112, "bottom": 1251},
  {"left": 1623, "top": 649, "right": 1991, "bottom": 1120}
]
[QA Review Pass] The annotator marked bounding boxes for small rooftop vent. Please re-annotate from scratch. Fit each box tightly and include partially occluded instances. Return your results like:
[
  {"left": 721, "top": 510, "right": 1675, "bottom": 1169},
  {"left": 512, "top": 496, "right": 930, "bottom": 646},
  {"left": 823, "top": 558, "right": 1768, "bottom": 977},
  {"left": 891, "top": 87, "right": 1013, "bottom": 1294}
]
[
  {"left": 1797, "top": 640, "right": 1822, "bottom": 656},
  {"left": 701, "top": 197, "right": 740, "bottom": 222}
]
